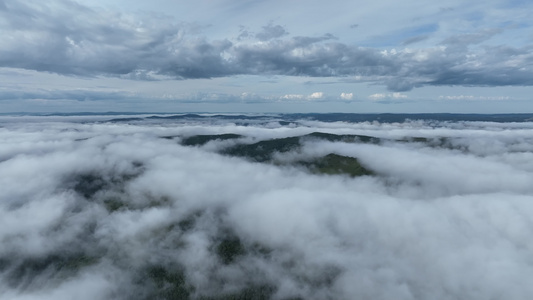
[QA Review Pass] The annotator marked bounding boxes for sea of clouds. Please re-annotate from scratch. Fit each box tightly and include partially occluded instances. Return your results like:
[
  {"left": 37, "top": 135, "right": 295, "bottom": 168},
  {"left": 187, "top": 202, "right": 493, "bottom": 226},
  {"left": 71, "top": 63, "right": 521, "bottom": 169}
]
[{"left": 1, "top": 115, "right": 533, "bottom": 299}]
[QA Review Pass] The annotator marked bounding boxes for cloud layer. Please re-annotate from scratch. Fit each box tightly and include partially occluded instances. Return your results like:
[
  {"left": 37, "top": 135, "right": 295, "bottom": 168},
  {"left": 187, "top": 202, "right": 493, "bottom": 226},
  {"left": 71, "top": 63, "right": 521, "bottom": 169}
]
[
  {"left": 1, "top": 0, "right": 533, "bottom": 92},
  {"left": 1, "top": 115, "right": 533, "bottom": 299}
]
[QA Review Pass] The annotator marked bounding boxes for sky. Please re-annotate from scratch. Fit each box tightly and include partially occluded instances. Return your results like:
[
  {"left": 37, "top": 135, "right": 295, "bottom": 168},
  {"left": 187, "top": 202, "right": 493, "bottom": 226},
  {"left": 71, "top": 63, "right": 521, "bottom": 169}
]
[
  {"left": 1, "top": 0, "right": 533, "bottom": 113},
  {"left": 1, "top": 115, "right": 533, "bottom": 299}
]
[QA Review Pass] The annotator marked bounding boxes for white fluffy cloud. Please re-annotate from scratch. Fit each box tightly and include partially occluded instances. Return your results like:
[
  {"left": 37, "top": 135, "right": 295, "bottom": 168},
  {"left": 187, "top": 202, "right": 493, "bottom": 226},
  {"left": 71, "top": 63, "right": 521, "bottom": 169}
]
[
  {"left": 340, "top": 92, "right": 353, "bottom": 100},
  {"left": 308, "top": 92, "right": 324, "bottom": 99},
  {"left": 1, "top": 115, "right": 533, "bottom": 299}
]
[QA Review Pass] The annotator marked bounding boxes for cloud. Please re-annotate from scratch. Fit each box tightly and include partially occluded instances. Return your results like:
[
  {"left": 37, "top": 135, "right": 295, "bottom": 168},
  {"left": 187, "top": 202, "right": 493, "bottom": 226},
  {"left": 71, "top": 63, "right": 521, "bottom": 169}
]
[
  {"left": 440, "top": 28, "right": 504, "bottom": 47},
  {"left": 439, "top": 95, "right": 512, "bottom": 101},
  {"left": 281, "top": 94, "right": 305, "bottom": 100},
  {"left": 1, "top": 115, "right": 533, "bottom": 299},
  {"left": 308, "top": 92, "right": 324, "bottom": 99},
  {"left": 401, "top": 35, "right": 430, "bottom": 45},
  {"left": 369, "top": 92, "right": 408, "bottom": 100},
  {"left": 1, "top": 0, "right": 533, "bottom": 93},
  {"left": 369, "top": 94, "right": 386, "bottom": 100},
  {"left": 255, "top": 23, "right": 288, "bottom": 41},
  {"left": 340, "top": 92, "right": 353, "bottom": 100},
  {"left": 279, "top": 92, "right": 324, "bottom": 101},
  {"left": 0, "top": 1, "right": 234, "bottom": 79}
]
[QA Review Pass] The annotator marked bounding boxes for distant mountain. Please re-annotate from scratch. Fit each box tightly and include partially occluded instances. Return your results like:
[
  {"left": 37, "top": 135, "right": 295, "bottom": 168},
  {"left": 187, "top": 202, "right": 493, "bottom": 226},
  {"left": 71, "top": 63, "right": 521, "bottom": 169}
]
[
  {"left": 284, "top": 113, "right": 533, "bottom": 123},
  {"left": 103, "top": 113, "right": 533, "bottom": 124}
]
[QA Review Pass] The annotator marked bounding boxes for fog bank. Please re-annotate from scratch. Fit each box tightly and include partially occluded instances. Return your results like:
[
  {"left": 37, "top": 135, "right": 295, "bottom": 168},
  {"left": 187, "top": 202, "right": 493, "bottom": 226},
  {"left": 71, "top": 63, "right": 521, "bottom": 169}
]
[{"left": 1, "top": 116, "right": 533, "bottom": 299}]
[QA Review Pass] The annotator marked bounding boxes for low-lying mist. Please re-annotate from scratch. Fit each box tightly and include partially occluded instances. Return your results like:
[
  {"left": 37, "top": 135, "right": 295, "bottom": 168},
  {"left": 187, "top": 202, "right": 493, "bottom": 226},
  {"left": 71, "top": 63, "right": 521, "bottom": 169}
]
[{"left": 1, "top": 115, "right": 533, "bottom": 300}]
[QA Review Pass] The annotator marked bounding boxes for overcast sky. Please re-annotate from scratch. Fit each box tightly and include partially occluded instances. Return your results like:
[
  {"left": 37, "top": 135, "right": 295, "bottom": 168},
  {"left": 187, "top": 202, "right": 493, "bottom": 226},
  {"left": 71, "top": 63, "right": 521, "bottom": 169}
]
[{"left": 1, "top": 0, "right": 533, "bottom": 113}]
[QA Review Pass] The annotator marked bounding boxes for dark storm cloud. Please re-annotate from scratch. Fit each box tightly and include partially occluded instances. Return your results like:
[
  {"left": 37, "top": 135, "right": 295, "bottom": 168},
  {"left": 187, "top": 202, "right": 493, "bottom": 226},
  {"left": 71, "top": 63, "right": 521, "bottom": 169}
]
[{"left": 1, "top": 0, "right": 533, "bottom": 91}]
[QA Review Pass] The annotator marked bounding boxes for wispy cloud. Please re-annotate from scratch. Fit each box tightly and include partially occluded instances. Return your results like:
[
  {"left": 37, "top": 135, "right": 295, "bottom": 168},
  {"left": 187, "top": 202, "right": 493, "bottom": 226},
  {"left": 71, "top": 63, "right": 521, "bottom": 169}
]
[
  {"left": 369, "top": 92, "right": 408, "bottom": 100},
  {"left": 439, "top": 95, "right": 512, "bottom": 101}
]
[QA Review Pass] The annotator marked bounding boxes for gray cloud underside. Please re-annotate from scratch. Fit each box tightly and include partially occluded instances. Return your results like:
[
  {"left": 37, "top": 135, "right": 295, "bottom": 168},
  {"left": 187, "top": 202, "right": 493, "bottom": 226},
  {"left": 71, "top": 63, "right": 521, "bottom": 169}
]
[
  {"left": 1, "top": 1, "right": 533, "bottom": 91},
  {"left": 255, "top": 23, "right": 289, "bottom": 41},
  {"left": 1, "top": 116, "right": 533, "bottom": 299}
]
